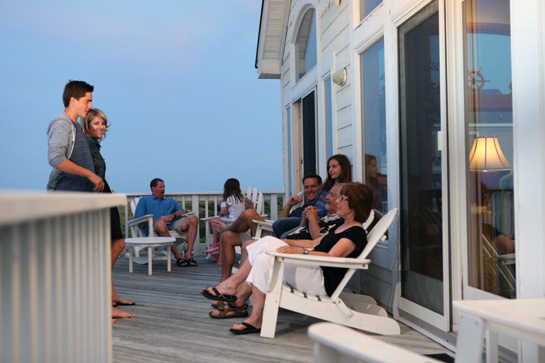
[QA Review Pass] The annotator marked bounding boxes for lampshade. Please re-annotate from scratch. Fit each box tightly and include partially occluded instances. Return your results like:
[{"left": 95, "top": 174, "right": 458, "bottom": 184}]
[{"left": 468, "top": 136, "right": 512, "bottom": 171}]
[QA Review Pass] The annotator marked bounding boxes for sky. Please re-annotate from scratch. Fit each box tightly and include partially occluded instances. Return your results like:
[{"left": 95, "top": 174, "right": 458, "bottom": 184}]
[{"left": 0, "top": 0, "right": 283, "bottom": 194}]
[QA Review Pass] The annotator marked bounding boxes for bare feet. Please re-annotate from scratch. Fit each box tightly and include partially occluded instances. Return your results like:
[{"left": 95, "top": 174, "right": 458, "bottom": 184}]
[
  {"left": 112, "top": 306, "right": 135, "bottom": 319},
  {"left": 112, "top": 296, "right": 135, "bottom": 305}
]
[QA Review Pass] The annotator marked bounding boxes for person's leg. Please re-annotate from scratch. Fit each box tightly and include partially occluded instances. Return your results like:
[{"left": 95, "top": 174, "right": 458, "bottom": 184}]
[
  {"left": 272, "top": 217, "right": 302, "bottom": 238},
  {"left": 111, "top": 238, "right": 134, "bottom": 304},
  {"left": 154, "top": 219, "right": 184, "bottom": 261},
  {"left": 219, "top": 231, "right": 242, "bottom": 281},
  {"left": 230, "top": 285, "right": 265, "bottom": 331},
  {"left": 217, "top": 209, "right": 264, "bottom": 235},
  {"left": 205, "top": 257, "right": 254, "bottom": 297},
  {"left": 209, "top": 282, "right": 252, "bottom": 318},
  {"left": 209, "top": 217, "right": 223, "bottom": 249},
  {"left": 179, "top": 214, "right": 199, "bottom": 260}
]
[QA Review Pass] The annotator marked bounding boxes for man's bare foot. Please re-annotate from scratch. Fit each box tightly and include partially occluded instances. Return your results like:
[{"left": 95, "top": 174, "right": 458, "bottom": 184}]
[{"left": 112, "top": 306, "right": 135, "bottom": 319}]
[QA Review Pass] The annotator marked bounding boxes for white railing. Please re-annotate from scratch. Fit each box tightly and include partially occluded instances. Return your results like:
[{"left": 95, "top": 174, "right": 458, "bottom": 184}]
[
  {"left": 123, "top": 191, "right": 284, "bottom": 254},
  {"left": 0, "top": 192, "right": 126, "bottom": 363}
]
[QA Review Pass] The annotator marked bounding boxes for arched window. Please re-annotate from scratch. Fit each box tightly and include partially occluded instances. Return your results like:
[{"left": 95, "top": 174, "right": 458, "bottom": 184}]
[{"left": 295, "top": 8, "right": 317, "bottom": 81}]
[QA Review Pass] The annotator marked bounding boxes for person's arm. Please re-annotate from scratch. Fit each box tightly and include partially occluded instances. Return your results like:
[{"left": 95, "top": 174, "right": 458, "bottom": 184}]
[
  {"left": 48, "top": 120, "right": 104, "bottom": 191},
  {"left": 56, "top": 159, "right": 104, "bottom": 191},
  {"left": 278, "top": 194, "right": 303, "bottom": 219},
  {"left": 162, "top": 202, "right": 184, "bottom": 223},
  {"left": 305, "top": 207, "right": 322, "bottom": 240},
  {"left": 277, "top": 237, "right": 355, "bottom": 258},
  {"left": 244, "top": 197, "right": 254, "bottom": 210}
]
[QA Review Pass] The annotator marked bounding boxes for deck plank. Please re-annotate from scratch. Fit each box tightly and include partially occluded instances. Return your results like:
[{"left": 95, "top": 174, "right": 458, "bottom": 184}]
[{"left": 112, "top": 255, "right": 453, "bottom": 362}]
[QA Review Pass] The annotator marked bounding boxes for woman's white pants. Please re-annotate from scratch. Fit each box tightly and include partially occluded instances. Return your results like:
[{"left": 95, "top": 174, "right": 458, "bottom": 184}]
[{"left": 245, "top": 236, "right": 327, "bottom": 296}]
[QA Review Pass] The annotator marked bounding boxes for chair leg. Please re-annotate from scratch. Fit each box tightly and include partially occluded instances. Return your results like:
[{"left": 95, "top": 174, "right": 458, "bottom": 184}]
[
  {"left": 129, "top": 247, "right": 134, "bottom": 273},
  {"left": 261, "top": 258, "right": 285, "bottom": 338},
  {"left": 148, "top": 247, "right": 152, "bottom": 275},
  {"left": 167, "top": 247, "right": 171, "bottom": 272}
]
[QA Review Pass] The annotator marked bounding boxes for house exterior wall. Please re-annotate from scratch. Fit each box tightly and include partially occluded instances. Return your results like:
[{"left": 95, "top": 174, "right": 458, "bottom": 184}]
[{"left": 259, "top": 0, "right": 545, "bottom": 344}]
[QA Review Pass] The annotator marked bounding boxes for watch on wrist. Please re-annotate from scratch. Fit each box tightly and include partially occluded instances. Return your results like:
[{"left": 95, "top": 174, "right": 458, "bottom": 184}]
[{"left": 303, "top": 248, "right": 309, "bottom": 255}]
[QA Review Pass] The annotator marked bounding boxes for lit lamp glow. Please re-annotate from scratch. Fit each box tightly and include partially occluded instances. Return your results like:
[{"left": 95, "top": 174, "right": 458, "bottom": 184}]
[{"left": 468, "top": 136, "right": 512, "bottom": 172}]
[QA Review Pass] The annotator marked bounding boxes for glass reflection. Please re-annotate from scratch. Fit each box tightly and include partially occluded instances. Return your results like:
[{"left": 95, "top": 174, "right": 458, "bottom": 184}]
[{"left": 464, "top": 0, "right": 515, "bottom": 298}]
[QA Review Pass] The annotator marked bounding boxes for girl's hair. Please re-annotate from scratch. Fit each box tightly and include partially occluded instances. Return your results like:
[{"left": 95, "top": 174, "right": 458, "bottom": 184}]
[
  {"left": 223, "top": 178, "right": 244, "bottom": 203},
  {"left": 321, "top": 154, "right": 352, "bottom": 192},
  {"left": 365, "top": 154, "right": 380, "bottom": 190},
  {"left": 340, "top": 182, "right": 374, "bottom": 223},
  {"left": 82, "top": 108, "right": 110, "bottom": 141}
]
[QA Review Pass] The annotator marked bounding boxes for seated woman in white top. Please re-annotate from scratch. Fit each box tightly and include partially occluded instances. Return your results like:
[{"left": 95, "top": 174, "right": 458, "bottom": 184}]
[{"left": 207, "top": 178, "right": 248, "bottom": 254}]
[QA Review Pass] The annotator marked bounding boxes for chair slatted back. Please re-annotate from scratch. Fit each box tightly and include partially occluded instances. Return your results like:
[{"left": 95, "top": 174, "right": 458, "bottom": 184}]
[{"left": 330, "top": 208, "right": 398, "bottom": 301}]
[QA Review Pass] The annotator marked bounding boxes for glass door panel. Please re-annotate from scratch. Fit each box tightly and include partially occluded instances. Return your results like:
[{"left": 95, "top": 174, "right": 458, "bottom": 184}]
[
  {"left": 399, "top": 1, "right": 444, "bottom": 315},
  {"left": 302, "top": 91, "right": 317, "bottom": 175},
  {"left": 464, "top": 0, "right": 515, "bottom": 299}
]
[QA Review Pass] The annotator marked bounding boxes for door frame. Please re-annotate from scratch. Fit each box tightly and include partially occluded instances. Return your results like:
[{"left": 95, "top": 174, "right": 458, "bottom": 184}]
[{"left": 393, "top": 0, "right": 452, "bottom": 333}]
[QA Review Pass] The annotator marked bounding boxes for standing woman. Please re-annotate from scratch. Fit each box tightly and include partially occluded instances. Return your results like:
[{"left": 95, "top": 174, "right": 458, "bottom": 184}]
[
  {"left": 321, "top": 154, "right": 352, "bottom": 194},
  {"left": 83, "top": 108, "right": 135, "bottom": 321}
]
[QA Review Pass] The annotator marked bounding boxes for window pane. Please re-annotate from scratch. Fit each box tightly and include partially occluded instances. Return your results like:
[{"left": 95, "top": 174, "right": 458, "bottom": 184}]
[
  {"left": 295, "top": 9, "right": 317, "bottom": 81},
  {"left": 324, "top": 77, "right": 333, "bottom": 159},
  {"left": 362, "top": 38, "right": 387, "bottom": 213},
  {"left": 359, "top": 0, "right": 382, "bottom": 20},
  {"left": 399, "top": 3, "right": 443, "bottom": 314},
  {"left": 464, "top": 0, "right": 515, "bottom": 298}
]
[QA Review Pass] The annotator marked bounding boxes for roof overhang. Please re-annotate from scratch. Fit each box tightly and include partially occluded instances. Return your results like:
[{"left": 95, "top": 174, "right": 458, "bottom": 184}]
[{"left": 255, "top": 0, "right": 289, "bottom": 79}]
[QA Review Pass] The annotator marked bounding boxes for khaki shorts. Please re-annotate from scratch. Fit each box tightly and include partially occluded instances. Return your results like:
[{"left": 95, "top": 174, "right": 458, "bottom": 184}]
[{"left": 171, "top": 214, "right": 192, "bottom": 234}]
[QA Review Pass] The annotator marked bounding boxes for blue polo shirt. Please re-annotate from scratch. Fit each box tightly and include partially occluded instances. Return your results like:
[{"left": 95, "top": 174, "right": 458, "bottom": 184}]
[{"left": 134, "top": 195, "right": 183, "bottom": 234}]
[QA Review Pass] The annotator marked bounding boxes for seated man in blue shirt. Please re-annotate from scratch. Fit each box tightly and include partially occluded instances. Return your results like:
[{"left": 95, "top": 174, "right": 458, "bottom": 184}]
[
  {"left": 135, "top": 178, "right": 200, "bottom": 267},
  {"left": 272, "top": 173, "right": 328, "bottom": 238}
]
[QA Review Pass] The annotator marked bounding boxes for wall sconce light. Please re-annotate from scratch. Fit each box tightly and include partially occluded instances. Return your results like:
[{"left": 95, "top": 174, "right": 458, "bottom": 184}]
[
  {"left": 332, "top": 68, "right": 347, "bottom": 86},
  {"left": 468, "top": 136, "right": 512, "bottom": 172}
]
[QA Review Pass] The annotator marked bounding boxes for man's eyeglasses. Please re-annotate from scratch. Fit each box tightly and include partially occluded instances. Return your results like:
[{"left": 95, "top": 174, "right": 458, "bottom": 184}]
[{"left": 338, "top": 195, "right": 349, "bottom": 202}]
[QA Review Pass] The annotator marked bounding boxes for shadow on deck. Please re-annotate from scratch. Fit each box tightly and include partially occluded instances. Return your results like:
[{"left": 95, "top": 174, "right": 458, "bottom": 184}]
[{"left": 111, "top": 255, "right": 453, "bottom": 362}]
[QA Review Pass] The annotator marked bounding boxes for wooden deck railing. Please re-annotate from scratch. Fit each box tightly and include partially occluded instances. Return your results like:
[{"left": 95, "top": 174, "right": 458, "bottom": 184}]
[
  {"left": 123, "top": 191, "right": 285, "bottom": 254},
  {"left": 0, "top": 192, "right": 126, "bottom": 363}
]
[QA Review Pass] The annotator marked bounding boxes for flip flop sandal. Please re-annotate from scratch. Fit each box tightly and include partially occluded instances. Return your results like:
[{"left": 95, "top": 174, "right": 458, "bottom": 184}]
[
  {"left": 201, "top": 287, "right": 237, "bottom": 303},
  {"left": 209, "top": 304, "right": 249, "bottom": 319},
  {"left": 229, "top": 322, "right": 261, "bottom": 335}
]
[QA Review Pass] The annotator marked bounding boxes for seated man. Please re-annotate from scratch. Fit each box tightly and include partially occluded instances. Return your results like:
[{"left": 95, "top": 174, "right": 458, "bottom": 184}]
[
  {"left": 134, "top": 178, "right": 200, "bottom": 267},
  {"left": 272, "top": 173, "right": 328, "bottom": 239}
]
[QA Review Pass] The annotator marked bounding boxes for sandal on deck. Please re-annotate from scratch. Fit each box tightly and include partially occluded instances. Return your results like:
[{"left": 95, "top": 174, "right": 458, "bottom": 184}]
[
  {"left": 209, "top": 303, "right": 248, "bottom": 319},
  {"left": 201, "top": 287, "right": 237, "bottom": 303},
  {"left": 176, "top": 258, "right": 188, "bottom": 267},
  {"left": 186, "top": 257, "right": 198, "bottom": 266},
  {"left": 229, "top": 322, "right": 261, "bottom": 335},
  {"left": 211, "top": 300, "right": 226, "bottom": 310}
]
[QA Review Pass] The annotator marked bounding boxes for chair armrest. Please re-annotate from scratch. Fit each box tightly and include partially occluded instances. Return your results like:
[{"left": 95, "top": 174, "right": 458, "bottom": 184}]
[
  {"left": 128, "top": 214, "right": 153, "bottom": 226},
  {"left": 254, "top": 220, "right": 274, "bottom": 229},
  {"left": 266, "top": 251, "right": 370, "bottom": 269}
]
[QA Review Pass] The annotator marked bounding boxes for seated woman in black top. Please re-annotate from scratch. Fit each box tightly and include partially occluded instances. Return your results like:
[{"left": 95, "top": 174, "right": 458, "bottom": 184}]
[{"left": 201, "top": 182, "right": 373, "bottom": 334}]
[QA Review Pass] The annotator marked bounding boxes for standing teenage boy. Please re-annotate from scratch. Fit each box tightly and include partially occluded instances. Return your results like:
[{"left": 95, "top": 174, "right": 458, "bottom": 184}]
[{"left": 47, "top": 80, "right": 104, "bottom": 192}]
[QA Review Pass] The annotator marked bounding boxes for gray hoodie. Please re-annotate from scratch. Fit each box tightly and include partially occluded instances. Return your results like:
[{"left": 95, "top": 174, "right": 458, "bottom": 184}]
[{"left": 46, "top": 112, "right": 76, "bottom": 190}]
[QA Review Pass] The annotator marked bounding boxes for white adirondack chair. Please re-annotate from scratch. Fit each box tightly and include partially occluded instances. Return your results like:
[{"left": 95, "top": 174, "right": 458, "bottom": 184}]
[
  {"left": 308, "top": 323, "right": 442, "bottom": 363},
  {"left": 202, "top": 186, "right": 265, "bottom": 256},
  {"left": 127, "top": 197, "right": 191, "bottom": 262},
  {"left": 260, "top": 208, "right": 400, "bottom": 338}
]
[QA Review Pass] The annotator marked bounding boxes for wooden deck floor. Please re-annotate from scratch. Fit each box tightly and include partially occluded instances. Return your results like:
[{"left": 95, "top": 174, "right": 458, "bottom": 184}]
[{"left": 112, "top": 254, "right": 454, "bottom": 362}]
